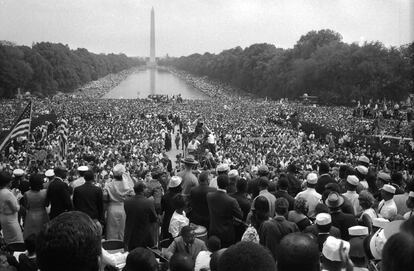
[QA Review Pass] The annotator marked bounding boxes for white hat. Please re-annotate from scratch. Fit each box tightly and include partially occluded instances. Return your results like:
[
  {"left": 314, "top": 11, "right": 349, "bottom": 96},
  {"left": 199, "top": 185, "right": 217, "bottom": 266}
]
[
  {"left": 77, "top": 166, "right": 89, "bottom": 172},
  {"left": 377, "top": 172, "right": 391, "bottom": 182},
  {"left": 367, "top": 220, "right": 404, "bottom": 260},
  {"left": 45, "top": 169, "right": 55, "bottom": 177},
  {"left": 217, "top": 164, "right": 230, "bottom": 173},
  {"left": 348, "top": 226, "right": 369, "bottom": 236},
  {"left": 322, "top": 236, "right": 350, "bottom": 262},
  {"left": 409, "top": 191, "right": 414, "bottom": 198},
  {"left": 346, "top": 175, "right": 359, "bottom": 186},
  {"left": 113, "top": 164, "right": 126, "bottom": 176},
  {"left": 355, "top": 165, "right": 368, "bottom": 175},
  {"left": 13, "top": 169, "right": 25, "bottom": 176},
  {"left": 168, "top": 176, "right": 182, "bottom": 188},
  {"left": 372, "top": 217, "right": 389, "bottom": 228},
  {"left": 306, "top": 172, "right": 318, "bottom": 184},
  {"left": 315, "top": 213, "right": 331, "bottom": 226},
  {"left": 228, "top": 170, "right": 239, "bottom": 178},
  {"left": 358, "top": 155, "right": 370, "bottom": 165},
  {"left": 251, "top": 166, "right": 258, "bottom": 172},
  {"left": 381, "top": 184, "right": 396, "bottom": 194}
]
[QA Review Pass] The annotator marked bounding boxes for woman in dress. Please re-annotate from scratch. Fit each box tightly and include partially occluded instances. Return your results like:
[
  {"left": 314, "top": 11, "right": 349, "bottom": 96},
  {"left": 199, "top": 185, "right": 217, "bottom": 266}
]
[
  {"left": 22, "top": 174, "right": 49, "bottom": 239},
  {"left": 358, "top": 190, "right": 377, "bottom": 233},
  {"left": 103, "top": 164, "right": 134, "bottom": 240},
  {"left": 0, "top": 171, "right": 23, "bottom": 244}
]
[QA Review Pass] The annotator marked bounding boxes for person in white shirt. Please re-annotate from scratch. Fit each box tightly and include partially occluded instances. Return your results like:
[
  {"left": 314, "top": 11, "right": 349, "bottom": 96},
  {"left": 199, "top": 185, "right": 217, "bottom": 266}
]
[
  {"left": 207, "top": 132, "right": 216, "bottom": 155},
  {"left": 187, "top": 138, "right": 200, "bottom": 156},
  {"left": 169, "top": 194, "right": 189, "bottom": 238},
  {"left": 296, "top": 172, "right": 321, "bottom": 218},
  {"left": 342, "top": 175, "right": 361, "bottom": 216},
  {"left": 378, "top": 184, "right": 397, "bottom": 220}
]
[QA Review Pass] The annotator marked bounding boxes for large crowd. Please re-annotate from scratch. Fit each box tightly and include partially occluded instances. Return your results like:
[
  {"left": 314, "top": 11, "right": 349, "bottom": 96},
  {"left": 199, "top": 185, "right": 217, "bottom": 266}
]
[{"left": 0, "top": 68, "right": 413, "bottom": 271}]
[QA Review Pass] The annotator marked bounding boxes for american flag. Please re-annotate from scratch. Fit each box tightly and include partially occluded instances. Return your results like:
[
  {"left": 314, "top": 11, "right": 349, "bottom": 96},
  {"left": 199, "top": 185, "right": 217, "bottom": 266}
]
[
  {"left": 58, "top": 119, "right": 68, "bottom": 158},
  {"left": 0, "top": 101, "right": 32, "bottom": 152}
]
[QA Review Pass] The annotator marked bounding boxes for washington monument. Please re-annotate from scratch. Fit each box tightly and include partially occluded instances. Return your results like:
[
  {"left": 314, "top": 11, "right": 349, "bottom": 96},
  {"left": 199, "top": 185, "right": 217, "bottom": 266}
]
[{"left": 149, "top": 7, "right": 156, "bottom": 67}]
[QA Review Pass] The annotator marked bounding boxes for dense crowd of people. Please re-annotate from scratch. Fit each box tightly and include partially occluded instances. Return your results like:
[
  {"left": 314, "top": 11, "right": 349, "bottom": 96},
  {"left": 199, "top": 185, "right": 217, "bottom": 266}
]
[{"left": 0, "top": 68, "right": 413, "bottom": 271}]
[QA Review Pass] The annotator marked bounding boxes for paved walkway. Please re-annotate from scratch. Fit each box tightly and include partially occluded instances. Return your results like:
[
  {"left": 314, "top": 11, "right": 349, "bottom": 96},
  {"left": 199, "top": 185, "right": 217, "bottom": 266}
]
[{"left": 166, "top": 126, "right": 183, "bottom": 170}]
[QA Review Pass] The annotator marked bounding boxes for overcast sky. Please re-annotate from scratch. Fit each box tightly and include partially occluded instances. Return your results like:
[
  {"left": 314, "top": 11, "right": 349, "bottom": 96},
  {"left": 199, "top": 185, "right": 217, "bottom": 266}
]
[{"left": 0, "top": 0, "right": 412, "bottom": 57}]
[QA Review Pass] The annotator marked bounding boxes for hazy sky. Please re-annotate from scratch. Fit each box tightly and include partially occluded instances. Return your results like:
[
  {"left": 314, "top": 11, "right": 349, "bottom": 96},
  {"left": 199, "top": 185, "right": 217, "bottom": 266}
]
[{"left": 0, "top": 0, "right": 412, "bottom": 57}]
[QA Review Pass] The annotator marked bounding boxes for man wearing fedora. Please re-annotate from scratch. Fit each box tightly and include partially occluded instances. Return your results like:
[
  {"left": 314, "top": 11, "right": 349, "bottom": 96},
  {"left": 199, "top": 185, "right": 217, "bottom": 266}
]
[
  {"left": 179, "top": 156, "right": 199, "bottom": 197},
  {"left": 325, "top": 192, "right": 357, "bottom": 240}
]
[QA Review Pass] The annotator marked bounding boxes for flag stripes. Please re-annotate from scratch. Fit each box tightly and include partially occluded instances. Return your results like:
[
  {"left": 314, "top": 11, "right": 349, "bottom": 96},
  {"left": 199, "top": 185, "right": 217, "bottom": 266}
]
[
  {"left": 58, "top": 119, "right": 68, "bottom": 158},
  {"left": 0, "top": 101, "right": 32, "bottom": 152}
]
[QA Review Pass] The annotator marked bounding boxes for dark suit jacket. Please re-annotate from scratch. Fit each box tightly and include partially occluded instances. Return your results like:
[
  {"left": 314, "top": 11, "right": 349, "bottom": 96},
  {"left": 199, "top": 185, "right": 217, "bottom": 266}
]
[
  {"left": 273, "top": 190, "right": 295, "bottom": 211},
  {"left": 303, "top": 224, "right": 342, "bottom": 250},
  {"left": 330, "top": 211, "right": 358, "bottom": 241},
  {"left": 207, "top": 190, "right": 242, "bottom": 247},
  {"left": 47, "top": 177, "right": 72, "bottom": 220},
  {"left": 231, "top": 192, "right": 251, "bottom": 221},
  {"left": 259, "top": 216, "right": 299, "bottom": 260},
  {"left": 316, "top": 174, "right": 335, "bottom": 194},
  {"left": 287, "top": 173, "right": 301, "bottom": 196},
  {"left": 73, "top": 182, "right": 104, "bottom": 224},
  {"left": 189, "top": 184, "right": 217, "bottom": 228},
  {"left": 124, "top": 195, "right": 157, "bottom": 251}
]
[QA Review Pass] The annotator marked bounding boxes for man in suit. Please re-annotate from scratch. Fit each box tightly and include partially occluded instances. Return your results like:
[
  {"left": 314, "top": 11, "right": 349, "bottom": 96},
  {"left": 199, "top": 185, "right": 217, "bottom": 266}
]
[
  {"left": 124, "top": 181, "right": 158, "bottom": 251},
  {"left": 316, "top": 162, "right": 335, "bottom": 194},
  {"left": 259, "top": 198, "right": 299, "bottom": 260},
  {"left": 165, "top": 225, "right": 208, "bottom": 261},
  {"left": 325, "top": 192, "right": 358, "bottom": 241},
  {"left": 189, "top": 171, "right": 216, "bottom": 229},
  {"left": 47, "top": 166, "right": 72, "bottom": 220},
  {"left": 207, "top": 175, "right": 243, "bottom": 248},
  {"left": 73, "top": 170, "right": 104, "bottom": 226}
]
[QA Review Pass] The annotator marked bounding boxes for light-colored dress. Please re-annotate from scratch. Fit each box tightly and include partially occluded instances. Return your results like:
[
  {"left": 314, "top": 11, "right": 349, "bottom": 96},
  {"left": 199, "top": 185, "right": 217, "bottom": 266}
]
[
  {"left": 0, "top": 188, "right": 24, "bottom": 244},
  {"left": 104, "top": 179, "right": 134, "bottom": 240},
  {"left": 23, "top": 189, "right": 49, "bottom": 239}
]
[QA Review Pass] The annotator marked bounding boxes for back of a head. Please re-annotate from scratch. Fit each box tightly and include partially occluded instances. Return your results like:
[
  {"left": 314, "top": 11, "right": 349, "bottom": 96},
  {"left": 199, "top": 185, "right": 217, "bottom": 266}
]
[
  {"left": 207, "top": 236, "right": 221, "bottom": 253},
  {"left": 382, "top": 232, "right": 414, "bottom": 271},
  {"left": 275, "top": 197, "right": 289, "bottom": 216},
  {"left": 278, "top": 176, "right": 289, "bottom": 191},
  {"left": 258, "top": 177, "right": 269, "bottom": 189},
  {"left": 36, "top": 211, "right": 101, "bottom": 271},
  {"left": 319, "top": 162, "right": 330, "bottom": 174},
  {"left": 198, "top": 171, "right": 210, "bottom": 184},
  {"left": 218, "top": 242, "right": 276, "bottom": 271},
  {"left": 217, "top": 174, "right": 229, "bottom": 190},
  {"left": 134, "top": 180, "right": 146, "bottom": 194},
  {"left": 124, "top": 247, "right": 158, "bottom": 271},
  {"left": 169, "top": 252, "right": 194, "bottom": 271},
  {"left": 236, "top": 178, "right": 247, "bottom": 193},
  {"left": 84, "top": 170, "right": 94, "bottom": 182},
  {"left": 254, "top": 196, "right": 270, "bottom": 214},
  {"left": 277, "top": 233, "right": 320, "bottom": 271}
]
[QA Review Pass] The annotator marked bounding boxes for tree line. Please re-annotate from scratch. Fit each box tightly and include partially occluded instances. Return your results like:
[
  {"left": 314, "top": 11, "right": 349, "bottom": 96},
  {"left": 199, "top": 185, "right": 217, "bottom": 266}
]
[
  {"left": 0, "top": 41, "right": 144, "bottom": 98},
  {"left": 160, "top": 29, "right": 413, "bottom": 105}
]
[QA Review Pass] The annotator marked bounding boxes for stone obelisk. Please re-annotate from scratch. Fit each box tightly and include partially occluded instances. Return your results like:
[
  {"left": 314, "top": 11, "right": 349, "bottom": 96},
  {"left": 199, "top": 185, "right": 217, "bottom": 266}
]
[{"left": 149, "top": 7, "right": 156, "bottom": 67}]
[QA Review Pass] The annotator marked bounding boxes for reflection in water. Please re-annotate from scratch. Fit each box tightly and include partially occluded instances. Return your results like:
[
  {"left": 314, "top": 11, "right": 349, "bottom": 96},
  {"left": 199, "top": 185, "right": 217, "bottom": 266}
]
[
  {"left": 150, "top": 68, "right": 155, "bottom": 95},
  {"left": 103, "top": 69, "right": 208, "bottom": 100}
]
